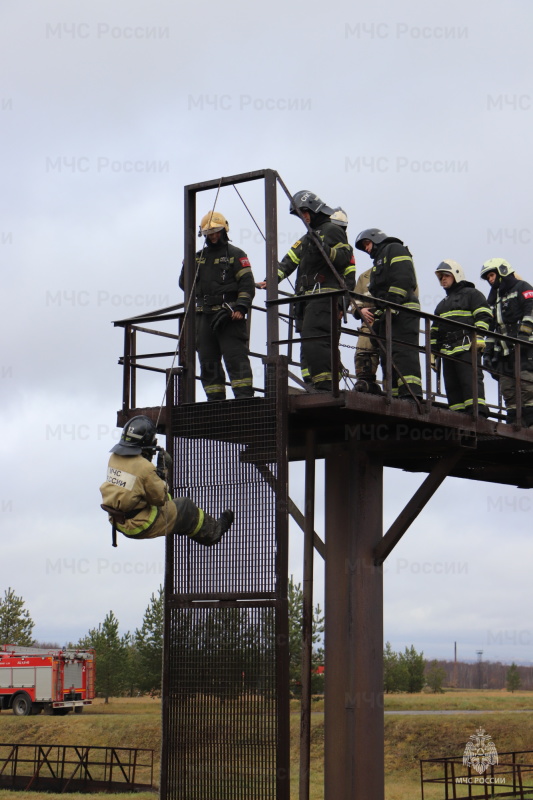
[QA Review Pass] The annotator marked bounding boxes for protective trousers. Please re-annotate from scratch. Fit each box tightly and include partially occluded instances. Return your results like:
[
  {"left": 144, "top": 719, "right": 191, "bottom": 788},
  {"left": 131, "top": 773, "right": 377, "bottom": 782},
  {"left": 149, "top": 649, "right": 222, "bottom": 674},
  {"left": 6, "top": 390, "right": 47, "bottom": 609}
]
[
  {"left": 499, "top": 371, "right": 533, "bottom": 426},
  {"left": 442, "top": 350, "right": 488, "bottom": 415},
  {"left": 127, "top": 497, "right": 223, "bottom": 545},
  {"left": 377, "top": 310, "right": 422, "bottom": 398},
  {"left": 196, "top": 314, "right": 254, "bottom": 400},
  {"left": 301, "top": 294, "right": 340, "bottom": 391},
  {"left": 355, "top": 323, "right": 380, "bottom": 378}
]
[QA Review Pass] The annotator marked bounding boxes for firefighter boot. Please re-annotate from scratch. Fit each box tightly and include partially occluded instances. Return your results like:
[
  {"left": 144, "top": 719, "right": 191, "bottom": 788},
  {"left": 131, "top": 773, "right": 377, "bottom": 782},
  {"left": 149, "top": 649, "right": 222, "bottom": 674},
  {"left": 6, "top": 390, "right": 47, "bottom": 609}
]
[{"left": 192, "top": 510, "right": 234, "bottom": 546}]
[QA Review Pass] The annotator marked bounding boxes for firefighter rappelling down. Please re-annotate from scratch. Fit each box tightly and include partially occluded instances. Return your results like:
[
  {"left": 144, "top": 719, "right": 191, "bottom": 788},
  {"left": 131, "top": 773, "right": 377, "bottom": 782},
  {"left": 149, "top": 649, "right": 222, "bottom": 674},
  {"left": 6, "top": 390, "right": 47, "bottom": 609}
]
[
  {"left": 264, "top": 191, "right": 355, "bottom": 392},
  {"left": 100, "top": 416, "right": 234, "bottom": 546},
  {"left": 179, "top": 211, "right": 255, "bottom": 401}
]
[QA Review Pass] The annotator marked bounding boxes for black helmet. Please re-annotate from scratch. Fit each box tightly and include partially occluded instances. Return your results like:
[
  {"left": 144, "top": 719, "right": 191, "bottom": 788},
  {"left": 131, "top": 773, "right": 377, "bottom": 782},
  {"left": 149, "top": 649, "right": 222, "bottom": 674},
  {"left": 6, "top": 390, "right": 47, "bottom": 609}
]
[
  {"left": 289, "top": 190, "right": 334, "bottom": 216},
  {"left": 355, "top": 228, "right": 389, "bottom": 251},
  {"left": 111, "top": 415, "right": 157, "bottom": 456}
]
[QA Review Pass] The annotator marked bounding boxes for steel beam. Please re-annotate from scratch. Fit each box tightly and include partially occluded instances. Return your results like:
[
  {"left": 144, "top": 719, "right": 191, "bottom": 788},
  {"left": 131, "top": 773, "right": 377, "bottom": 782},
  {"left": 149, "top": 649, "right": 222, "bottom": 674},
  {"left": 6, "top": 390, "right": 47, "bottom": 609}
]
[
  {"left": 324, "top": 445, "right": 384, "bottom": 800},
  {"left": 299, "top": 430, "right": 316, "bottom": 800},
  {"left": 182, "top": 185, "right": 197, "bottom": 403},
  {"left": 374, "top": 448, "right": 463, "bottom": 566}
]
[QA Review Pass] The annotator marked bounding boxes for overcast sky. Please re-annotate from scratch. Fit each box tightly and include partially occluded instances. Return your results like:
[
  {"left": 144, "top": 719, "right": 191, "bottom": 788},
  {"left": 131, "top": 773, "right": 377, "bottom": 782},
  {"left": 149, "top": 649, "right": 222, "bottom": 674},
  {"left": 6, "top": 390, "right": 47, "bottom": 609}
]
[{"left": 2, "top": 0, "right": 533, "bottom": 666}]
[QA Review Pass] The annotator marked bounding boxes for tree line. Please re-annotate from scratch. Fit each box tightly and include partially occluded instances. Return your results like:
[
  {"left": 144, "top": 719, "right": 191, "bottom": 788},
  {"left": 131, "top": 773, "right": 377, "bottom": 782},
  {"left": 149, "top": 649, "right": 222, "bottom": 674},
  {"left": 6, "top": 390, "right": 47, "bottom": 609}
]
[{"left": 0, "top": 586, "right": 527, "bottom": 698}]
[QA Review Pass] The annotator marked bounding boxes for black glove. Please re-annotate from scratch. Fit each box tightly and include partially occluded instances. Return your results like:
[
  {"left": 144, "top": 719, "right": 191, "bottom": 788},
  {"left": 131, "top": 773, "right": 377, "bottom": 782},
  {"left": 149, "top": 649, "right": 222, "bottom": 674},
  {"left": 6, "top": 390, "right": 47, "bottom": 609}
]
[
  {"left": 156, "top": 449, "right": 173, "bottom": 479},
  {"left": 210, "top": 307, "right": 232, "bottom": 334}
]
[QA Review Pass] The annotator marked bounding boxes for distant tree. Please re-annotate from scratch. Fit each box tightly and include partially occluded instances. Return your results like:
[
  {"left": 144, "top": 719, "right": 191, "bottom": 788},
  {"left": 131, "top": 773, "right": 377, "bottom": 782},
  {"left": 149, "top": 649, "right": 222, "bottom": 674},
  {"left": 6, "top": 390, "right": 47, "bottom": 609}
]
[
  {"left": 78, "top": 611, "right": 130, "bottom": 702},
  {"left": 401, "top": 645, "right": 426, "bottom": 693},
  {"left": 383, "top": 642, "right": 408, "bottom": 693},
  {"left": 426, "top": 660, "right": 446, "bottom": 693},
  {"left": 134, "top": 587, "right": 164, "bottom": 695},
  {"left": 506, "top": 662, "right": 521, "bottom": 693},
  {"left": 0, "top": 587, "right": 34, "bottom": 646},
  {"left": 288, "top": 576, "right": 325, "bottom": 697}
]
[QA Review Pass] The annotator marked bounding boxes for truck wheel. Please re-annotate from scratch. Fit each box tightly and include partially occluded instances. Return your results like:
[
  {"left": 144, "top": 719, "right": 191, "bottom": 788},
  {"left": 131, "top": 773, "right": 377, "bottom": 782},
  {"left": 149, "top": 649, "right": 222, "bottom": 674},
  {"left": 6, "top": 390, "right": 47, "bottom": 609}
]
[
  {"left": 52, "top": 708, "right": 70, "bottom": 716},
  {"left": 74, "top": 706, "right": 83, "bottom": 714},
  {"left": 12, "top": 693, "right": 32, "bottom": 716}
]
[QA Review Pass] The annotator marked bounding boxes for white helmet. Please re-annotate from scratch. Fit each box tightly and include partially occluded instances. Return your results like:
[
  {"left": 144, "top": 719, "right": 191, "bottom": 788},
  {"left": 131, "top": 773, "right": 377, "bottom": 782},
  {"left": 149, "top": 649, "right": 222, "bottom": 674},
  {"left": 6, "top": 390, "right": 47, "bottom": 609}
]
[
  {"left": 330, "top": 207, "right": 349, "bottom": 227},
  {"left": 435, "top": 259, "right": 465, "bottom": 284}
]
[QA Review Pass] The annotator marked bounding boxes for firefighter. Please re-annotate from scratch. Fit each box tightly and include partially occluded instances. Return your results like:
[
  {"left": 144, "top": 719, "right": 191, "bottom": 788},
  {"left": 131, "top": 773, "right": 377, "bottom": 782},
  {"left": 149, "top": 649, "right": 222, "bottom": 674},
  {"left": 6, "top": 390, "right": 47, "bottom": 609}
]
[
  {"left": 480, "top": 258, "right": 533, "bottom": 426},
  {"left": 350, "top": 267, "right": 381, "bottom": 394},
  {"left": 355, "top": 228, "right": 422, "bottom": 400},
  {"left": 431, "top": 260, "right": 491, "bottom": 416},
  {"left": 179, "top": 211, "right": 255, "bottom": 401},
  {"left": 100, "top": 416, "right": 234, "bottom": 545},
  {"left": 260, "top": 191, "right": 355, "bottom": 392}
]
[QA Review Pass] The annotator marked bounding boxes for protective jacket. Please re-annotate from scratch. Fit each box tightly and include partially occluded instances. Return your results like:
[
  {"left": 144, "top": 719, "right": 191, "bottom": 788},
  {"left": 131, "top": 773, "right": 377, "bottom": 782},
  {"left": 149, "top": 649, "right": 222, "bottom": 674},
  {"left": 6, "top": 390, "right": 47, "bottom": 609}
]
[
  {"left": 100, "top": 453, "right": 177, "bottom": 538},
  {"left": 180, "top": 240, "right": 255, "bottom": 315},
  {"left": 368, "top": 238, "right": 418, "bottom": 312},
  {"left": 276, "top": 217, "right": 355, "bottom": 390},
  {"left": 367, "top": 237, "right": 422, "bottom": 398},
  {"left": 278, "top": 217, "right": 356, "bottom": 293},
  {"left": 431, "top": 281, "right": 492, "bottom": 356},
  {"left": 486, "top": 275, "right": 533, "bottom": 368}
]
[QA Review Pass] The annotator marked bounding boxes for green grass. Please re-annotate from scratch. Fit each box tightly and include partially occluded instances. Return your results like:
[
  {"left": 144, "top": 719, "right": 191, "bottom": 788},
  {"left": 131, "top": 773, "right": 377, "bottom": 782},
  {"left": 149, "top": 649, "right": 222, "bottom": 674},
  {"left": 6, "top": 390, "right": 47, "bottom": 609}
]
[{"left": 0, "top": 693, "right": 532, "bottom": 799}]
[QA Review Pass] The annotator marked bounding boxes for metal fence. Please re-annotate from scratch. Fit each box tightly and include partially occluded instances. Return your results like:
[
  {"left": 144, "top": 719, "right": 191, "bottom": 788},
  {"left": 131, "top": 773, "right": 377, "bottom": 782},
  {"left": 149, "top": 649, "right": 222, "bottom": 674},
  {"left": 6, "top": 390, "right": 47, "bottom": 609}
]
[
  {"left": 420, "top": 750, "right": 533, "bottom": 799},
  {"left": 0, "top": 743, "right": 154, "bottom": 793}
]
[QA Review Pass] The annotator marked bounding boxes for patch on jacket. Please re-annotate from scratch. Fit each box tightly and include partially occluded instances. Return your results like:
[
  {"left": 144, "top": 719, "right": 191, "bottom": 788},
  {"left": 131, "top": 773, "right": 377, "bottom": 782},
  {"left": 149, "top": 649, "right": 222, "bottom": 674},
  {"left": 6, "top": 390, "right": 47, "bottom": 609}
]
[
  {"left": 522, "top": 290, "right": 533, "bottom": 299},
  {"left": 106, "top": 467, "right": 136, "bottom": 491},
  {"left": 239, "top": 257, "right": 251, "bottom": 268}
]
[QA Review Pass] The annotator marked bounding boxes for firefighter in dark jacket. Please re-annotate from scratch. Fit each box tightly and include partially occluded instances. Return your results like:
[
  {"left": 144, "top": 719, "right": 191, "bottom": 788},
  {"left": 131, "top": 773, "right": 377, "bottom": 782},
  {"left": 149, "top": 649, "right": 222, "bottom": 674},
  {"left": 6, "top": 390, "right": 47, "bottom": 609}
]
[
  {"left": 481, "top": 258, "right": 533, "bottom": 426},
  {"left": 263, "top": 191, "right": 355, "bottom": 392},
  {"left": 179, "top": 211, "right": 255, "bottom": 401},
  {"left": 355, "top": 228, "right": 422, "bottom": 400},
  {"left": 100, "top": 416, "right": 234, "bottom": 544},
  {"left": 431, "top": 260, "right": 491, "bottom": 416}
]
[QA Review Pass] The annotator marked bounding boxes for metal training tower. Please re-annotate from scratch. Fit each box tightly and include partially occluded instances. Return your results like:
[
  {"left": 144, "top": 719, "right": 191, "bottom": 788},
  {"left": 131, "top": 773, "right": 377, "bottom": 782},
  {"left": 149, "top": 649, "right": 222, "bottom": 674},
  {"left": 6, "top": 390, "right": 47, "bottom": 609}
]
[{"left": 113, "top": 169, "right": 533, "bottom": 800}]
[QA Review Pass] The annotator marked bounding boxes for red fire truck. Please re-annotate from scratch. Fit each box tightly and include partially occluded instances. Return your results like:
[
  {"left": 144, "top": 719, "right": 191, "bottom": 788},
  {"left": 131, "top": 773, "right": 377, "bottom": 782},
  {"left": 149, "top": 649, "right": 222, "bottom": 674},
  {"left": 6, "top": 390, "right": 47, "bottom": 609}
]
[{"left": 0, "top": 645, "right": 95, "bottom": 716}]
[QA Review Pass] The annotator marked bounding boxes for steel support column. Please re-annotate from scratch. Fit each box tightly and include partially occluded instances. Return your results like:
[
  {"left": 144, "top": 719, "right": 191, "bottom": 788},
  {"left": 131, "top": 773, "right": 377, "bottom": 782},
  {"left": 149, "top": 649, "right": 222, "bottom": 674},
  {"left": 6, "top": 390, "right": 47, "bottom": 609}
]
[{"left": 324, "top": 445, "right": 384, "bottom": 800}]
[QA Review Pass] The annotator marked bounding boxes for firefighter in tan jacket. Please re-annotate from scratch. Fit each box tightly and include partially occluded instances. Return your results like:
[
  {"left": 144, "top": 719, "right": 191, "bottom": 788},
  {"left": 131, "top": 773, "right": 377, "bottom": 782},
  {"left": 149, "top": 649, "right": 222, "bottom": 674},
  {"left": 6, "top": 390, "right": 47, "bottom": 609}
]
[
  {"left": 100, "top": 415, "right": 233, "bottom": 546},
  {"left": 351, "top": 267, "right": 381, "bottom": 393}
]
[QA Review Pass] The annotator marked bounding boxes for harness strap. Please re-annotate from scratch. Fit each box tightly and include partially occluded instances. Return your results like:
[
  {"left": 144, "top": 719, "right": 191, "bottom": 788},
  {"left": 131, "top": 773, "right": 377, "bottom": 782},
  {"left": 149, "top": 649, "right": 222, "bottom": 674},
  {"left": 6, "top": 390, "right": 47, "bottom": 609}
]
[{"left": 100, "top": 504, "right": 148, "bottom": 548}]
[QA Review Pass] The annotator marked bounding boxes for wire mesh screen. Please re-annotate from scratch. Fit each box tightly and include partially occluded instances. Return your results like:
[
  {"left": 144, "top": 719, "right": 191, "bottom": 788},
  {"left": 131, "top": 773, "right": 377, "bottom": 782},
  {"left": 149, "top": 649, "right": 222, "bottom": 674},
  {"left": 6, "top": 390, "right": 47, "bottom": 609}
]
[
  {"left": 164, "top": 605, "right": 277, "bottom": 800},
  {"left": 170, "top": 397, "right": 279, "bottom": 597},
  {"left": 162, "top": 376, "right": 288, "bottom": 800}
]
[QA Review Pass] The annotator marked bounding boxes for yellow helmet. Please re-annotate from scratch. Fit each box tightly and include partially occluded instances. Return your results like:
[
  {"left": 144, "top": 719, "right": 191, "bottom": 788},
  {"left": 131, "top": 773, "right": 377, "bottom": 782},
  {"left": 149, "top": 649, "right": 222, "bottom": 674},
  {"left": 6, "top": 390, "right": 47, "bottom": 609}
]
[{"left": 199, "top": 211, "right": 229, "bottom": 237}]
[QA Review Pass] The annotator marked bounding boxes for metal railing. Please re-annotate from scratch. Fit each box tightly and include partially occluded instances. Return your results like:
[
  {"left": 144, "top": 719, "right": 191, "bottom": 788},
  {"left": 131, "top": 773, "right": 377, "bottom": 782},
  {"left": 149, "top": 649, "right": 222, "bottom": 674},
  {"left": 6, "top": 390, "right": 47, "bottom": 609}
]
[
  {"left": 420, "top": 750, "right": 533, "bottom": 799},
  {"left": 113, "top": 288, "right": 533, "bottom": 426},
  {"left": 0, "top": 743, "right": 154, "bottom": 793}
]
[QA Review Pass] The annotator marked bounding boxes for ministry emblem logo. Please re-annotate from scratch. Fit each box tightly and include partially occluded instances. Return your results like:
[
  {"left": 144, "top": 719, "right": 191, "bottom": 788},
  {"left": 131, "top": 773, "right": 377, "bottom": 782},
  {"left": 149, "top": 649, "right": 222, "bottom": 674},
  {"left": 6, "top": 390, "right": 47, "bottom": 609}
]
[{"left": 463, "top": 728, "right": 499, "bottom": 775}]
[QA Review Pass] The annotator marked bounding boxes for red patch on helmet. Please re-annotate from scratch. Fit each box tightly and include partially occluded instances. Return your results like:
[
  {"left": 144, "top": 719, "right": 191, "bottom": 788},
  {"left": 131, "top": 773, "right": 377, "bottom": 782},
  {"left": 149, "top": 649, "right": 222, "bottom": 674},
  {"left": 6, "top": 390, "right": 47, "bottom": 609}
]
[
  {"left": 239, "top": 258, "right": 251, "bottom": 268},
  {"left": 522, "top": 290, "right": 533, "bottom": 299}
]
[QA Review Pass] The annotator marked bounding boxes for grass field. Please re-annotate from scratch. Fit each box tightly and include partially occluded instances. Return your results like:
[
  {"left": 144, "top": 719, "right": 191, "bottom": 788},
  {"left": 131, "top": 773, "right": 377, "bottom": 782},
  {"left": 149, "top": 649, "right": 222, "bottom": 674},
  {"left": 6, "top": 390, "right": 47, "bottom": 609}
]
[{"left": 0, "top": 692, "right": 531, "bottom": 799}]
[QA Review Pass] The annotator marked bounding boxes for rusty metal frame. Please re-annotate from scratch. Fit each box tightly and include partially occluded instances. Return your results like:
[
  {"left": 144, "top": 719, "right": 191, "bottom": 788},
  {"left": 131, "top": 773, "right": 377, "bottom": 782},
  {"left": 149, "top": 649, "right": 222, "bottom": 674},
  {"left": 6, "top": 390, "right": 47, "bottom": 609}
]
[
  {"left": 109, "top": 170, "right": 533, "bottom": 800},
  {"left": 0, "top": 744, "right": 154, "bottom": 793},
  {"left": 420, "top": 749, "right": 533, "bottom": 799}
]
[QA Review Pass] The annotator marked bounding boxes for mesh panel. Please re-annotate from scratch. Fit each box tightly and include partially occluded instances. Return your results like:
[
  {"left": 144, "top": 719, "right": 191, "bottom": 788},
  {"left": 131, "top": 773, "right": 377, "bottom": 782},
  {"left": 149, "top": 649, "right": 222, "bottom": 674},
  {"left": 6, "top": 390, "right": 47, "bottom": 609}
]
[
  {"left": 171, "top": 398, "right": 278, "bottom": 597},
  {"left": 165, "top": 606, "right": 277, "bottom": 799},
  {"left": 162, "top": 383, "right": 287, "bottom": 800}
]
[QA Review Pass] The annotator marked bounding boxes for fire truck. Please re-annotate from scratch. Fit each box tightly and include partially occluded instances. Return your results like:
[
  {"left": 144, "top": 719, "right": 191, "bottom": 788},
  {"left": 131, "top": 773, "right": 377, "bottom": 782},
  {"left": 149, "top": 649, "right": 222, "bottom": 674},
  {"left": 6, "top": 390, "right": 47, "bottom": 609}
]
[{"left": 0, "top": 645, "right": 95, "bottom": 716}]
